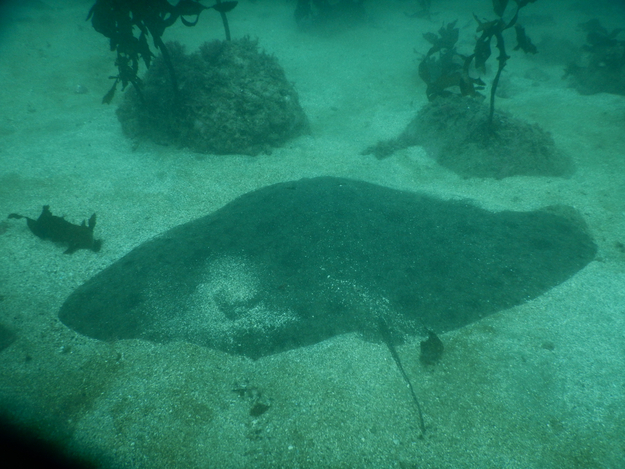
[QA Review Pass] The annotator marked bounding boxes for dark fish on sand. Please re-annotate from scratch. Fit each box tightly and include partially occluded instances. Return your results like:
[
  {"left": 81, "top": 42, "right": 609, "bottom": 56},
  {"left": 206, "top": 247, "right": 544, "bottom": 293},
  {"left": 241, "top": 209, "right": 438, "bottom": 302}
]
[{"left": 8, "top": 205, "right": 102, "bottom": 254}]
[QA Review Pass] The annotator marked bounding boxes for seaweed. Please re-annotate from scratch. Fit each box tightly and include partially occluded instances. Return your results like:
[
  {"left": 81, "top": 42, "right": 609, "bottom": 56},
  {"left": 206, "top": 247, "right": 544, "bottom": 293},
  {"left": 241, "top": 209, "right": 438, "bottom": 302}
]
[
  {"left": 87, "top": 0, "right": 238, "bottom": 104},
  {"left": 418, "top": 0, "right": 538, "bottom": 124},
  {"left": 361, "top": 1, "right": 563, "bottom": 179},
  {"left": 473, "top": 0, "right": 538, "bottom": 124},
  {"left": 565, "top": 19, "right": 625, "bottom": 95},
  {"left": 419, "top": 21, "right": 486, "bottom": 101}
]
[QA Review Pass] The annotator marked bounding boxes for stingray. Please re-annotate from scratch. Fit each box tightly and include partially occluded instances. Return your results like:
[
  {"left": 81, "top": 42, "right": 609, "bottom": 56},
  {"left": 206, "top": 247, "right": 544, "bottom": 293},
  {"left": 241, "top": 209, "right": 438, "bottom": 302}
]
[
  {"left": 58, "top": 176, "right": 596, "bottom": 435},
  {"left": 59, "top": 176, "right": 596, "bottom": 359}
]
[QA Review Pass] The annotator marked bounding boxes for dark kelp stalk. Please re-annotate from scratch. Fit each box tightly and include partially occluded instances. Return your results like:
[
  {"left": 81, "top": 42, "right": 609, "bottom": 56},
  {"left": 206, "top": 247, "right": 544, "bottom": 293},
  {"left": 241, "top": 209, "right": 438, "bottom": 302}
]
[{"left": 87, "top": 0, "right": 238, "bottom": 103}]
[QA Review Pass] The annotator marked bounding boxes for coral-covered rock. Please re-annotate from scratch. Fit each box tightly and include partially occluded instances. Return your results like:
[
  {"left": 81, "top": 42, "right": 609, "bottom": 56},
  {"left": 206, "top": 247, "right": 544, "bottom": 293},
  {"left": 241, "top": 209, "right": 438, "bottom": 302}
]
[
  {"left": 363, "top": 96, "right": 574, "bottom": 179},
  {"left": 117, "top": 38, "right": 309, "bottom": 155}
]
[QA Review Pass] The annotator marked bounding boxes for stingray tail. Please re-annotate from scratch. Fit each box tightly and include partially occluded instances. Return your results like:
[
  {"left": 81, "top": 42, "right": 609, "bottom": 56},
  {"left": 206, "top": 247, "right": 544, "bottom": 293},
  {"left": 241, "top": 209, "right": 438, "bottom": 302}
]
[{"left": 377, "top": 316, "right": 427, "bottom": 436}]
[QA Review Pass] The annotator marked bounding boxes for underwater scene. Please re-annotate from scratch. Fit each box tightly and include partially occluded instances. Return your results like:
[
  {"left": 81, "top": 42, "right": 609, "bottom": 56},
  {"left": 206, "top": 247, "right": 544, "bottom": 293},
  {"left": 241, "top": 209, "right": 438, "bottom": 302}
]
[{"left": 0, "top": 0, "right": 624, "bottom": 467}]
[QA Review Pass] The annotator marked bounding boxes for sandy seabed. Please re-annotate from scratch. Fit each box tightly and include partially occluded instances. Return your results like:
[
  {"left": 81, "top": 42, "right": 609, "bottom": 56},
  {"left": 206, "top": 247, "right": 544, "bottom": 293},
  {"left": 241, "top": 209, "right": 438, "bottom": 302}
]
[{"left": 0, "top": 0, "right": 624, "bottom": 467}]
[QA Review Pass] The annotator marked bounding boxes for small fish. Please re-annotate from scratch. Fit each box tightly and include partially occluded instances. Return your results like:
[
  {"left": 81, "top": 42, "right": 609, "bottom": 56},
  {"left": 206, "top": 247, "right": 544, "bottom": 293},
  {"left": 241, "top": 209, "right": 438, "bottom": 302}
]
[{"left": 8, "top": 205, "right": 102, "bottom": 254}]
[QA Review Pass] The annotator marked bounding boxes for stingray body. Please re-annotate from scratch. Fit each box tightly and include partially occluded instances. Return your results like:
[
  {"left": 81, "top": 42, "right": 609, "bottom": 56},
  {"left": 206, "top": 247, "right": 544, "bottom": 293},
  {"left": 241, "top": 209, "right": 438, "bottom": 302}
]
[{"left": 58, "top": 177, "right": 596, "bottom": 358}]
